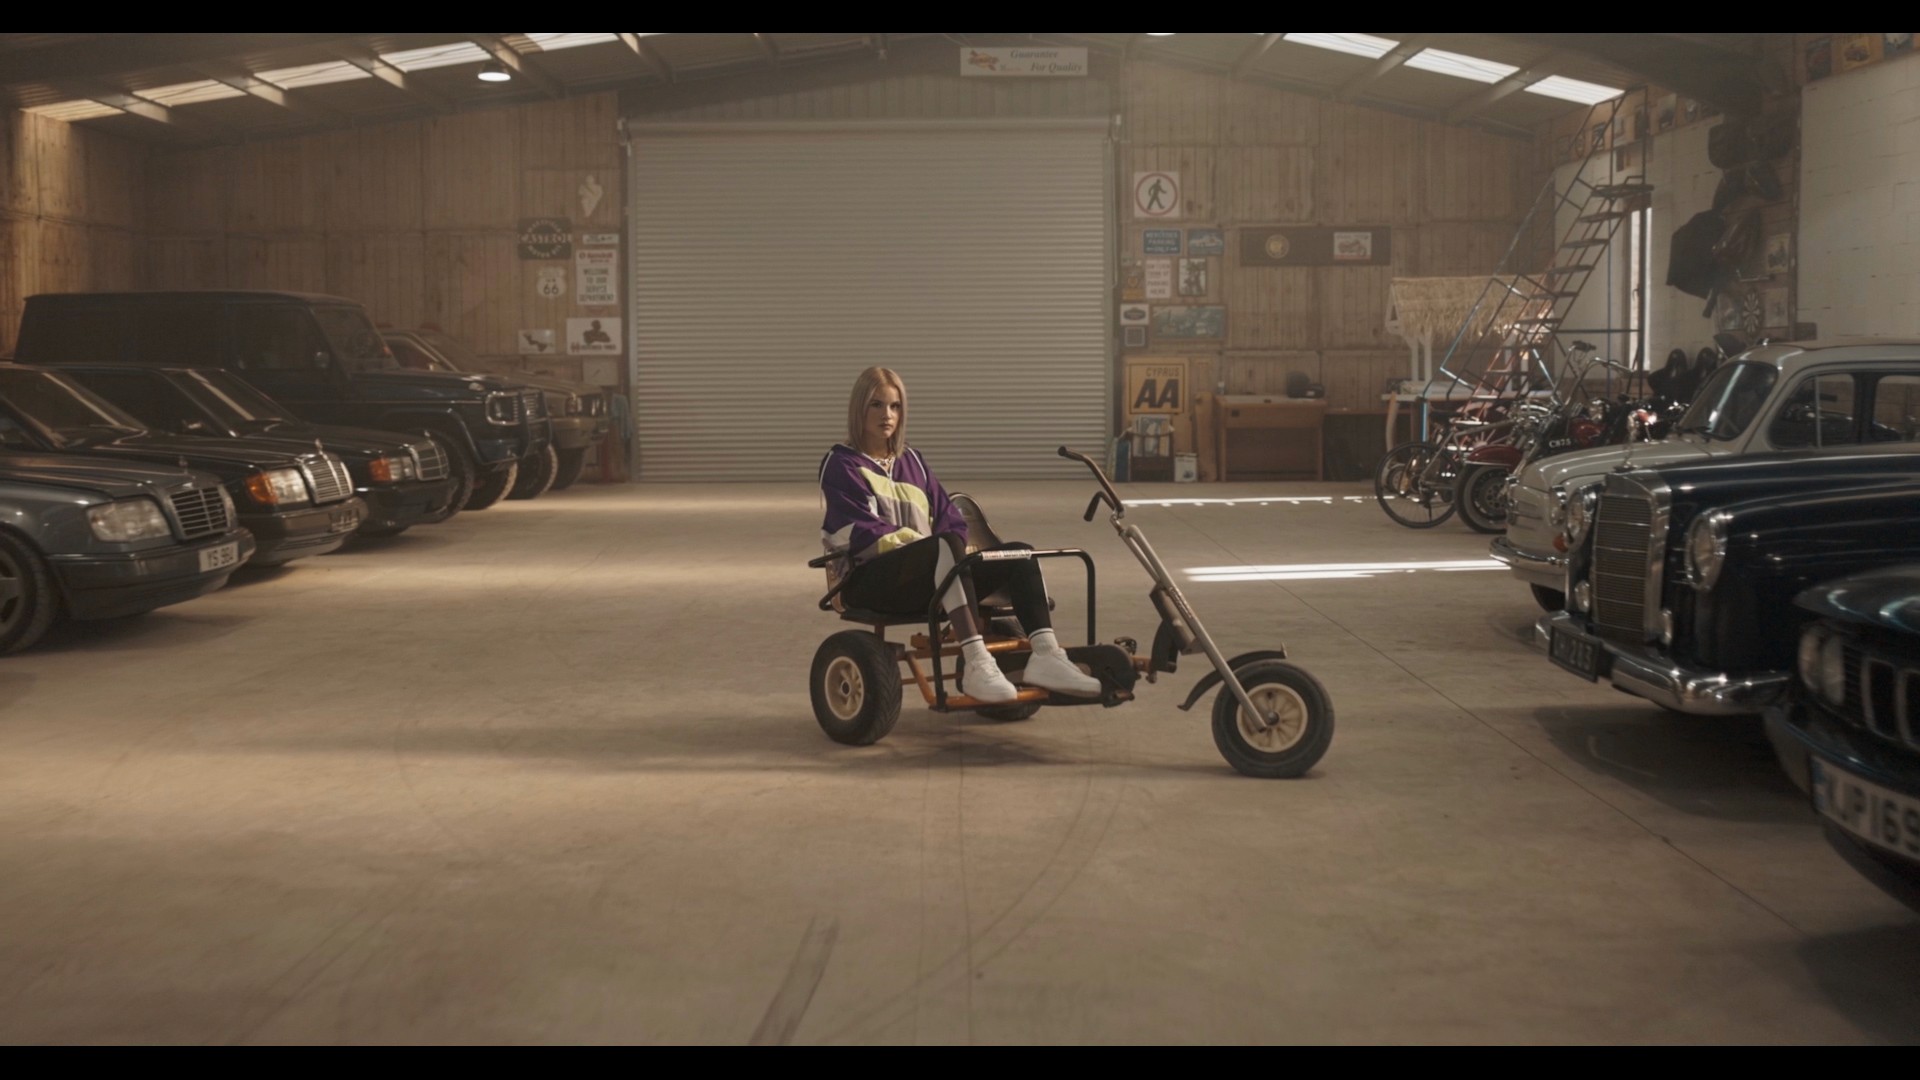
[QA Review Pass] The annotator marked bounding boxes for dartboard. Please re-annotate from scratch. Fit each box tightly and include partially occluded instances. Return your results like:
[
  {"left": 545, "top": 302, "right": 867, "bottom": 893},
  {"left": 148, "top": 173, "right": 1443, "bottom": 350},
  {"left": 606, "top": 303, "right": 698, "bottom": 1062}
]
[{"left": 1741, "top": 289, "right": 1763, "bottom": 337}]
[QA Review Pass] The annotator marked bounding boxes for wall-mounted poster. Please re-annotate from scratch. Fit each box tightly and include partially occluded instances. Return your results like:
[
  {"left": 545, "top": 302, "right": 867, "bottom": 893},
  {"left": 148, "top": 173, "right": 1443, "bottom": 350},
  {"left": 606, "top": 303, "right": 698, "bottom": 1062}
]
[
  {"left": 1178, "top": 257, "right": 1207, "bottom": 296},
  {"left": 1187, "top": 228, "right": 1226, "bottom": 256},
  {"left": 1121, "top": 259, "right": 1146, "bottom": 302},
  {"left": 1241, "top": 226, "right": 1392, "bottom": 267},
  {"left": 1764, "top": 288, "right": 1790, "bottom": 328},
  {"left": 517, "top": 217, "right": 572, "bottom": 260},
  {"left": 1127, "top": 362, "right": 1186, "bottom": 415},
  {"left": 1133, "top": 171, "right": 1181, "bottom": 220},
  {"left": 1119, "top": 303, "right": 1150, "bottom": 330},
  {"left": 960, "top": 46, "right": 1088, "bottom": 77},
  {"left": 1887, "top": 34, "right": 1914, "bottom": 58},
  {"left": 1839, "top": 34, "right": 1882, "bottom": 72},
  {"left": 1656, "top": 94, "right": 1676, "bottom": 133},
  {"left": 1150, "top": 306, "right": 1225, "bottom": 340},
  {"left": 567, "top": 317, "right": 621, "bottom": 355},
  {"left": 1806, "top": 37, "right": 1833, "bottom": 82},
  {"left": 1145, "top": 258, "right": 1175, "bottom": 300},
  {"left": 575, "top": 248, "right": 619, "bottom": 306},
  {"left": 1765, "top": 234, "right": 1792, "bottom": 277},
  {"left": 518, "top": 329, "right": 555, "bottom": 355},
  {"left": 1143, "top": 228, "right": 1182, "bottom": 254}
]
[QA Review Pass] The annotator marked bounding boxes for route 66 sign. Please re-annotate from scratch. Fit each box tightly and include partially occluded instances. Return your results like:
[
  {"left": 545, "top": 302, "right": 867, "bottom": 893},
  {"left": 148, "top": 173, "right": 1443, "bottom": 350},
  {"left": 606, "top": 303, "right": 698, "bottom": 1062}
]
[{"left": 536, "top": 267, "right": 566, "bottom": 300}]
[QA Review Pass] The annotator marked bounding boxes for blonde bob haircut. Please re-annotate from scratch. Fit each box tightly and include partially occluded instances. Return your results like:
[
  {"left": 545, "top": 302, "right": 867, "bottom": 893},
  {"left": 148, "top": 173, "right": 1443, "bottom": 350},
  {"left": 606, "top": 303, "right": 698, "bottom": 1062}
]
[{"left": 847, "top": 366, "right": 907, "bottom": 459}]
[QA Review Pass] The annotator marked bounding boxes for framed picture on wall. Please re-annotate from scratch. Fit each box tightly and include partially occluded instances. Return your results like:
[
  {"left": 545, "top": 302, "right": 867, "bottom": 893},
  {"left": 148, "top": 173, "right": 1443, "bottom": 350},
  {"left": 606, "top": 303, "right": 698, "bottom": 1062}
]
[
  {"left": 1178, "top": 257, "right": 1208, "bottom": 297},
  {"left": 1839, "top": 33, "right": 1881, "bottom": 72},
  {"left": 1765, "top": 288, "right": 1790, "bottom": 329},
  {"left": 1765, "top": 234, "right": 1792, "bottom": 277},
  {"left": 1806, "top": 37, "right": 1834, "bottom": 82},
  {"left": 1886, "top": 34, "right": 1914, "bottom": 58}
]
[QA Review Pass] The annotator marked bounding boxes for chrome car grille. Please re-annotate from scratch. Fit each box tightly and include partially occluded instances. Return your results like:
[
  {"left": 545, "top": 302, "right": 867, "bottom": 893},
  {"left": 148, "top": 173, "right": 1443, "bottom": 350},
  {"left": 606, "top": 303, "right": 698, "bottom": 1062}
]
[
  {"left": 585, "top": 393, "right": 608, "bottom": 417},
  {"left": 1839, "top": 640, "right": 1920, "bottom": 749},
  {"left": 1591, "top": 493, "right": 1655, "bottom": 644},
  {"left": 298, "top": 453, "right": 353, "bottom": 504},
  {"left": 169, "top": 486, "right": 231, "bottom": 540},
  {"left": 409, "top": 440, "right": 449, "bottom": 482},
  {"left": 521, "top": 388, "right": 545, "bottom": 420}
]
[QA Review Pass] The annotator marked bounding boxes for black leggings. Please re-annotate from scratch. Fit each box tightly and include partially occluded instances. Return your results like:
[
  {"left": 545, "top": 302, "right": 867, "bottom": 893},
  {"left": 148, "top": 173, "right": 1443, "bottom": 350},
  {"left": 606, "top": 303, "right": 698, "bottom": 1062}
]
[{"left": 840, "top": 534, "right": 1053, "bottom": 632}]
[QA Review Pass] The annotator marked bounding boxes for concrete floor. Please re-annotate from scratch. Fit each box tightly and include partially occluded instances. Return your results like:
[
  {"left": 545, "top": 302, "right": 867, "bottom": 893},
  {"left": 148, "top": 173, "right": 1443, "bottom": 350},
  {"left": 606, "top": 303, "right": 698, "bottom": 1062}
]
[{"left": 1, "top": 479, "right": 1916, "bottom": 1045}]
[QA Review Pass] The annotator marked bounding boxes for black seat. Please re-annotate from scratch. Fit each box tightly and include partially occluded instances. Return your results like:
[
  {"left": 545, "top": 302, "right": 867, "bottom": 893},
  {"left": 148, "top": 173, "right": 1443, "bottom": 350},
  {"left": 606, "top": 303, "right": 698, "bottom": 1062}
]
[{"left": 812, "top": 494, "right": 1045, "bottom": 628}]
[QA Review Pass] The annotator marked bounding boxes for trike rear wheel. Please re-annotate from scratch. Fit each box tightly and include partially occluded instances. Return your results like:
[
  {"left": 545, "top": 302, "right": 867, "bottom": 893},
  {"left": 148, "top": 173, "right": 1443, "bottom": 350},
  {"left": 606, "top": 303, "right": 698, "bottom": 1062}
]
[
  {"left": 810, "top": 630, "right": 902, "bottom": 745},
  {"left": 1211, "top": 660, "right": 1334, "bottom": 779}
]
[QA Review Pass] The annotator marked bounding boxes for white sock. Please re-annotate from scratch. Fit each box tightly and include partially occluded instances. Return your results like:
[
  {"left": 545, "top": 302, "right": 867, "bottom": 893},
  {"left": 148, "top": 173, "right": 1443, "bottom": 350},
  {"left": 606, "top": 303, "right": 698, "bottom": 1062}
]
[
  {"left": 960, "top": 635, "right": 993, "bottom": 667},
  {"left": 1028, "top": 628, "right": 1061, "bottom": 655}
]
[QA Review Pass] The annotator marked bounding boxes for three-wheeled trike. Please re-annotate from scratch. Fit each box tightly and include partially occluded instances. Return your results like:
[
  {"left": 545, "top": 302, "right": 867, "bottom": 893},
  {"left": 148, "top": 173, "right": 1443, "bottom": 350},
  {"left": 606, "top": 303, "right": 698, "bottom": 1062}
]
[{"left": 805, "top": 446, "right": 1334, "bottom": 779}]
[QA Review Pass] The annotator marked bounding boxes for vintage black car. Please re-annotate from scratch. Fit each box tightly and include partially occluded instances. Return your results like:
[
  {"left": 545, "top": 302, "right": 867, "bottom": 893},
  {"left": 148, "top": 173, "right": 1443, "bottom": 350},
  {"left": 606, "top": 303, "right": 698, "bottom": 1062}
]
[
  {"left": 1767, "top": 566, "right": 1920, "bottom": 913},
  {"left": 1539, "top": 443, "right": 1920, "bottom": 715},
  {"left": 0, "top": 365, "right": 365, "bottom": 565},
  {"left": 15, "top": 291, "right": 551, "bottom": 512},
  {"left": 57, "top": 364, "right": 459, "bottom": 538},
  {"left": 0, "top": 453, "right": 253, "bottom": 655},
  {"left": 383, "top": 327, "right": 611, "bottom": 494}
]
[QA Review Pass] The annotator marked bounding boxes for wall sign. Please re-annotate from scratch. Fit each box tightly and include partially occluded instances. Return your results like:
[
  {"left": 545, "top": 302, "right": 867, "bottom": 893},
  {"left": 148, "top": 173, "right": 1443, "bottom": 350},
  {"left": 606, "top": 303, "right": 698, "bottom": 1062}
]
[
  {"left": 567, "top": 317, "right": 621, "bottom": 355},
  {"left": 1119, "top": 303, "right": 1150, "bottom": 331},
  {"left": 535, "top": 266, "right": 567, "bottom": 299},
  {"left": 581, "top": 232, "right": 621, "bottom": 246},
  {"left": 576, "top": 248, "right": 619, "bottom": 307},
  {"left": 578, "top": 175, "right": 605, "bottom": 218},
  {"left": 1121, "top": 259, "right": 1146, "bottom": 302},
  {"left": 1150, "top": 305, "right": 1225, "bottom": 340},
  {"left": 960, "top": 46, "right": 1088, "bottom": 77},
  {"left": 518, "top": 217, "right": 573, "bottom": 260},
  {"left": 1143, "top": 229, "right": 1182, "bottom": 255},
  {"left": 1178, "top": 257, "right": 1207, "bottom": 297},
  {"left": 1239, "top": 226, "right": 1392, "bottom": 267},
  {"left": 1133, "top": 171, "right": 1180, "bottom": 220},
  {"left": 1127, "top": 362, "right": 1186, "bottom": 415},
  {"left": 1145, "top": 259, "right": 1174, "bottom": 300},
  {"left": 1186, "top": 228, "right": 1225, "bottom": 256},
  {"left": 518, "top": 329, "right": 556, "bottom": 355}
]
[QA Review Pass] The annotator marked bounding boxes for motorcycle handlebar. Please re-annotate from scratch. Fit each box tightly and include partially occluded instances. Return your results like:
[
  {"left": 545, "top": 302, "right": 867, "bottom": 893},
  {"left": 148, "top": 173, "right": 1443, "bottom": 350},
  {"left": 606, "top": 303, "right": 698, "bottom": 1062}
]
[{"left": 1059, "top": 445, "right": 1125, "bottom": 518}]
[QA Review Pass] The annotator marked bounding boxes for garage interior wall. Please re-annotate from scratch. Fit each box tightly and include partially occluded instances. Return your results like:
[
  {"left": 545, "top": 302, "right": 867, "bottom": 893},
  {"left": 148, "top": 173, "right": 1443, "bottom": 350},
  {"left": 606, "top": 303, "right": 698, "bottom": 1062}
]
[
  {"left": 0, "top": 110, "right": 147, "bottom": 356},
  {"left": 138, "top": 94, "right": 625, "bottom": 386}
]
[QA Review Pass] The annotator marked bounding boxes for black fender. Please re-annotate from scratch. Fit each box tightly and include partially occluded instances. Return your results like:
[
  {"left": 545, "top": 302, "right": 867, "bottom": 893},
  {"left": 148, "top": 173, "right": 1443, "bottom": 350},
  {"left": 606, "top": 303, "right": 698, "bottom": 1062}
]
[
  {"left": 373, "top": 407, "right": 480, "bottom": 459},
  {"left": 1177, "top": 649, "right": 1291, "bottom": 712}
]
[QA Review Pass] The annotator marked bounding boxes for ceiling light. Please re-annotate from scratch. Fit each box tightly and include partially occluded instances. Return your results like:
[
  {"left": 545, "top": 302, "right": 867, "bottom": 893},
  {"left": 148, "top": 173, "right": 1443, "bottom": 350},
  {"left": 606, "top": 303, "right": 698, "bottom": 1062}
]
[
  {"left": 477, "top": 62, "right": 512, "bottom": 83},
  {"left": 1147, "top": 33, "right": 1176, "bottom": 36},
  {"left": 1282, "top": 32, "right": 1399, "bottom": 59}
]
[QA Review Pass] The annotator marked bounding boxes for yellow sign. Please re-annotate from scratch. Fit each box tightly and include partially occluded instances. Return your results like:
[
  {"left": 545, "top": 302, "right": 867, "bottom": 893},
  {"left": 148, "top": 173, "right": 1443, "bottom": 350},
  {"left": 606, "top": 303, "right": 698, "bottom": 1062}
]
[{"left": 1127, "top": 362, "right": 1185, "bottom": 415}]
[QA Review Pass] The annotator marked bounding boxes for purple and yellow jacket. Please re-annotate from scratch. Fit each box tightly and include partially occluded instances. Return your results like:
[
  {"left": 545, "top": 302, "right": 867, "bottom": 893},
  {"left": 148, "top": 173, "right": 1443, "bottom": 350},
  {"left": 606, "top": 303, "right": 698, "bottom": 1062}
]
[{"left": 819, "top": 444, "right": 967, "bottom": 565}]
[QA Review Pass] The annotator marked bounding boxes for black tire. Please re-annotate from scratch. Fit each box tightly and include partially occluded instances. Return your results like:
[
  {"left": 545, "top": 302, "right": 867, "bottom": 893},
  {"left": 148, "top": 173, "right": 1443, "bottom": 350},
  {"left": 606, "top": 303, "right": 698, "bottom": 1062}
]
[
  {"left": 980, "top": 617, "right": 1042, "bottom": 722},
  {"left": 810, "top": 630, "right": 903, "bottom": 746},
  {"left": 464, "top": 460, "right": 518, "bottom": 511},
  {"left": 1211, "top": 660, "right": 1335, "bottom": 779},
  {"left": 425, "top": 432, "right": 475, "bottom": 520},
  {"left": 1456, "top": 464, "right": 1514, "bottom": 534},
  {"left": 550, "top": 448, "right": 589, "bottom": 491},
  {"left": 0, "top": 531, "right": 59, "bottom": 656},
  {"left": 356, "top": 525, "right": 409, "bottom": 539},
  {"left": 1374, "top": 441, "right": 1459, "bottom": 529},
  {"left": 1531, "top": 585, "right": 1565, "bottom": 613},
  {"left": 508, "top": 444, "right": 559, "bottom": 501}
]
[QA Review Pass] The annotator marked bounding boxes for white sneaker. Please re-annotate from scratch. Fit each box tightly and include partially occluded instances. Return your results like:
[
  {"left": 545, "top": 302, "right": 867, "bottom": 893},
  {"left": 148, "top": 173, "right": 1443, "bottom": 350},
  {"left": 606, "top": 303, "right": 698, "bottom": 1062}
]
[
  {"left": 1023, "top": 649, "right": 1104, "bottom": 698},
  {"left": 960, "top": 652, "right": 1021, "bottom": 704}
]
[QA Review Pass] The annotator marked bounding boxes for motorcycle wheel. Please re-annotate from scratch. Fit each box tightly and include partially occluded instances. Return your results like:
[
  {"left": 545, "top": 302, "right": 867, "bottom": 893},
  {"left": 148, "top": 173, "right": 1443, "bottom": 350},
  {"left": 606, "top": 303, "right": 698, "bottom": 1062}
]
[
  {"left": 1374, "top": 441, "right": 1459, "bottom": 529},
  {"left": 1455, "top": 464, "right": 1514, "bottom": 534}
]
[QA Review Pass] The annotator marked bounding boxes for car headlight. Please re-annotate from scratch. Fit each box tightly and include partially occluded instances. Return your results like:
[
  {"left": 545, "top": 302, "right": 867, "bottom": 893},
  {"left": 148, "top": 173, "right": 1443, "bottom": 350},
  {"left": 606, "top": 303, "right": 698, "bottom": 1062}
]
[
  {"left": 87, "top": 498, "right": 172, "bottom": 543},
  {"left": 368, "top": 454, "right": 417, "bottom": 483},
  {"left": 486, "top": 392, "right": 518, "bottom": 425},
  {"left": 564, "top": 394, "right": 583, "bottom": 415},
  {"left": 1799, "top": 625, "right": 1828, "bottom": 692},
  {"left": 1820, "top": 632, "right": 1848, "bottom": 706},
  {"left": 1684, "top": 513, "right": 1728, "bottom": 591},
  {"left": 1565, "top": 486, "right": 1599, "bottom": 545},
  {"left": 1549, "top": 484, "right": 1569, "bottom": 528},
  {"left": 246, "top": 467, "right": 311, "bottom": 507}
]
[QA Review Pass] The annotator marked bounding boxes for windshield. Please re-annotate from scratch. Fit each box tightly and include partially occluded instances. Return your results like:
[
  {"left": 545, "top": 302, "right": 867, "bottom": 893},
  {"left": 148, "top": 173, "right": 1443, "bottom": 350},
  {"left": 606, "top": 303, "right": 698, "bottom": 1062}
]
[
  {"left": 177, "top": 370, "right": 295, "bottom": 431},
  {"left": 0, "top": 368, "right": 147, "bottom": 448},
  {"left": 417, "top": 329, "right": 484, "bottom": 372},
  {"left": 314, "top": 306, "right": 398, "bottom": 371},
  {"left": 1675, "top": 361, "right": 1778, "bottom": 442}
]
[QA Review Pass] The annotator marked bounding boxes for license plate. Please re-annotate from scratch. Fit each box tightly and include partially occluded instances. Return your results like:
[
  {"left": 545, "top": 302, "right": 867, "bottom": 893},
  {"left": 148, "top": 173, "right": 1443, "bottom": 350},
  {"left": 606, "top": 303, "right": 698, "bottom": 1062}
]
[
  {"left": 198, "top": 541, "right": 241, "bottom": 573},
  {"left": 1812, "top": 758, "right": 1920, "bottom": 862},
  {"left": 1550, "top": 625, "right": 1605, "bottom": 681}
]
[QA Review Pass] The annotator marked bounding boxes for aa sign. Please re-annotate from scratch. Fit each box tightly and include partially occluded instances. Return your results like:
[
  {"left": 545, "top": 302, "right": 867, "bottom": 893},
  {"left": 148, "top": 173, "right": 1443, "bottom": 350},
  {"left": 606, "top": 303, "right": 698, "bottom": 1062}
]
[{"left": 1127, "top": 362, "right": 1185, "bottom": 414}]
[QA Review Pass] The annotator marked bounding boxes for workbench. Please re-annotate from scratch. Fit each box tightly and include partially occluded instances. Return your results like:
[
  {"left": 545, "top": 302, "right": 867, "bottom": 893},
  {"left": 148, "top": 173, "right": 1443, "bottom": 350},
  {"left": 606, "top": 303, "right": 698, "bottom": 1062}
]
[{"left": 1214, "top": 395, "right": 1326, "bottom": 481}]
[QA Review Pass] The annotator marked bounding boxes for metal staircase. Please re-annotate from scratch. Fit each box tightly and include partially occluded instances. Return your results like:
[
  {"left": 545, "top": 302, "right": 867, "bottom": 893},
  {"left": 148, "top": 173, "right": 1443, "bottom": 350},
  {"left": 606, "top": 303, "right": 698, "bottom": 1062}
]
[{"left": 1426, "top": 93, "right": 1654, "bottom": 419}]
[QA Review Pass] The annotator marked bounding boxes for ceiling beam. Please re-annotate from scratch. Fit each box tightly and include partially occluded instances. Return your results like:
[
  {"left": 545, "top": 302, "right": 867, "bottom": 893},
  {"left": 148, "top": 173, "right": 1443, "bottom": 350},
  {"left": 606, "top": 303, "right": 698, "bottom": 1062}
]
[
  {"left": 1231, "top": 33, "right": 1283, "bottom": 78},
  {"left": 1334, "top": 35, "right": 1431, "bottom": 101},
  {"left": 0, "top": 33, "right": 364, "bottom": 89},
  {"left": 330, "top": 42, "right": 455, "bottom": 108},
  {"left": 752, "top": 33, "right": 781, "bottom": 68},
  {"left": 470, "top": 35, "right": 566, "bottom": 100},
  {"left": 620, "top": 32, "right": 675, "bottom": 83},
  {"left": 193, "top": 60, "right": 349, "bottom": 127},
  {"left": 1444, "top": 52, "right": 1564, "bottom": 124}
]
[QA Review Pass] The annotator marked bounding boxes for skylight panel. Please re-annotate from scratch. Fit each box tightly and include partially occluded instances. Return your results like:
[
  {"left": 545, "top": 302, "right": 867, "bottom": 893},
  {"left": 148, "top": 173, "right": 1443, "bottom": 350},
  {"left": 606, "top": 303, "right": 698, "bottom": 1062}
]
[
  {"left": 1525, "top": 75, "right": 1625, "bottom": 105},
  {"left": 257, "top": 61, "right": 374, "bottom": 89},
  {"left": 139, "top": 80, "right": 247, "bottom": 106},
  {"left": 26, "top": 99, "right": 122, "bottom": 121},
  {"left": 523, "top": 33, "right": 623, "bottom": 51},
  {"left": 1281, "top": 33, "right": 1399, "bottom": 60},
  {"left": 1404, "top": 48, "right": 1519, "bottom": 83},
  {"left": 381, "top": 42, "right": 491, "bottom": 72}
]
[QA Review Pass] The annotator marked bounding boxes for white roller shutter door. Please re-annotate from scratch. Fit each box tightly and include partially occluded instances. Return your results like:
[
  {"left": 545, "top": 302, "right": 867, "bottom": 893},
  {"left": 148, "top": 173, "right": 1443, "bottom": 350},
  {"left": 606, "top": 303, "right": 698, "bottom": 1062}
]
[{"left": 628, "top": 120, "right": 1112, "bottom": 481}]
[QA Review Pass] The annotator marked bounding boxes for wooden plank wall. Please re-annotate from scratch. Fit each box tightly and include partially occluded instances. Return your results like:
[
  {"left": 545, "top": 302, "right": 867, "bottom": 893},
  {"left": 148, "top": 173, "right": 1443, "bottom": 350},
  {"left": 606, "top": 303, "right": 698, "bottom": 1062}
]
[
  {"left": 1120, "top": 64, "right": 1539, "bottom": 415},
  {"left": 142, "top": 93, "right": 624, "bottom": 384},
  {"left": 0, "top": 110, "right": 148, "bottom": 356}
]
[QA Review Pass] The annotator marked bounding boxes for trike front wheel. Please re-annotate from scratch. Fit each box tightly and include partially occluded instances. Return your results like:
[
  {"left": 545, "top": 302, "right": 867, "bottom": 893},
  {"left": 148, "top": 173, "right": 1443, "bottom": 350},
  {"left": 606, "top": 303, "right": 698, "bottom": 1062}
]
[{"left": 1211, "top": 660, "right": 1334, "bottom": 779}]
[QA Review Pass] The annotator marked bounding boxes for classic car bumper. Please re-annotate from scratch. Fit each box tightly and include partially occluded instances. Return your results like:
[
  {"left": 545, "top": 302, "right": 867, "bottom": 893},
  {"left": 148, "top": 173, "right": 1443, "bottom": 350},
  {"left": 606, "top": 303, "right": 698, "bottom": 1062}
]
[
  {"left": 474, "top": 421, "right": 551, "bottom": 468},
  {"left": 550, "top": 416, "right": 598, "bottom": 452},
  {"left": 243, "top": 496, "right": 367, "bottom": 565},
  {"left": 49, "top": 529, "right": 257, "bottom": 620},
  {"left": 1491, "top": 535, "right": 1564, "bottom": 591},
  {"left": 1766, "top": 699, "right": 1920, "bottom": 914},
  {"left": 358, "top": 476, "right": 459, "bottom": 531},
  {"left": 1536, "top": 611, "right": 1792, "bottom": 716}
]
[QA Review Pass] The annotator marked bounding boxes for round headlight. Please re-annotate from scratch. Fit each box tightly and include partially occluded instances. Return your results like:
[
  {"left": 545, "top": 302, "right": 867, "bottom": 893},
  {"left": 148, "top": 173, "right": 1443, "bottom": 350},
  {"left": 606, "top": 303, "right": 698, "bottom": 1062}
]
[
  {"left": 1685, "top": 514, "right": 1727, "bottom": 591},
  {"left": 1565, "top": 486, "right": 1599, "bottom": 545},
  {"left": 87, "top": 498, "right": 171, "bottom": 543},
  {"left": 1799, "top": 625, "right": 1828, "bottom": 691},
  {"left": 1820, "top": 633, "right": 1848, "bottom": 706}
]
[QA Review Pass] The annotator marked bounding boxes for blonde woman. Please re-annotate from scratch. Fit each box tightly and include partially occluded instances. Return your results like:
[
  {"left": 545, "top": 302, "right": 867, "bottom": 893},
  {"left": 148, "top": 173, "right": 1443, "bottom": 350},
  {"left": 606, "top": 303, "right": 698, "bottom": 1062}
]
[{"left": 818, "top": 367, "right": 1101, "bottom": 705}]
